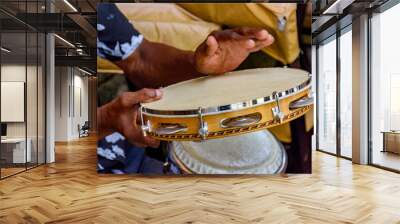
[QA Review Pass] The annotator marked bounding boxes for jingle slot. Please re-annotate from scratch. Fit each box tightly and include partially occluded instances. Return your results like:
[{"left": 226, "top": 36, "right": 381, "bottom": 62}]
[
  {"left": 289, "top": 95, "right": 314, "bottom": 110},
  {"left": 220, "top": 112, "right": 262, "bottom": 128},
  {"left": 155, "top": 123, "right": 188, "bottom": 135}
]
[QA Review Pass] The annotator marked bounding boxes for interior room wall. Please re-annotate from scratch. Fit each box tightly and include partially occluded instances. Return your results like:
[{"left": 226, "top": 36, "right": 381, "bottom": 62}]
[
  {"left": 55, "top": 66, "right": 70, "bottom": 141},
  {"left": 54, "top": 67, "right": 89, "bottom": 141},
  {"left": 88, "top": 76, "right": 97, "bottom": 132},
  {"left": 1, "top": 63, "right": 44, "bottom": 165},
  {"left": 1, "top": 64, "right": 38, "bottom": 139},
  {"left": 76, "top": 71, "right": 89, "bottom": 138}
]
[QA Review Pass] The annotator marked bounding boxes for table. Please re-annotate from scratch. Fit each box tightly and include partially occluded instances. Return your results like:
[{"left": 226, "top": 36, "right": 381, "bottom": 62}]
[
  {"left": 382, "top": 131, "right": 400, "bottom": 154},
  {"left": 1, "top": 138, "right": 31, "bottom": 163}
]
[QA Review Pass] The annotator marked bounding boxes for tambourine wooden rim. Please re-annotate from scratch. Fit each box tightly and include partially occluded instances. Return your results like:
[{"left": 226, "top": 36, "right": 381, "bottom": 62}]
[
  {"left": 141, "top": 76, "right": 311, "bottom": 117},
  {"left": 140, "top": 68, "right": 314, "bottom": 141}
]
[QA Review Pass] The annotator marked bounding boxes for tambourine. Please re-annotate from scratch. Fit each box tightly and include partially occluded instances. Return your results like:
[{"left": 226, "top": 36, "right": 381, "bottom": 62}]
[{"left": 140, "top": 67, "right": 313, "bottom": 141}]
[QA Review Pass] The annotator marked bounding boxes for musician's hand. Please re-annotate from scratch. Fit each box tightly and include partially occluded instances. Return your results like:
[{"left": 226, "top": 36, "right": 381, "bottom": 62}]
[
  {"left": 194, "top": 27, "right": 274, "bottom": 75},
  {"left": 98, "top": 88, "right": 162, "bottom": 148}
]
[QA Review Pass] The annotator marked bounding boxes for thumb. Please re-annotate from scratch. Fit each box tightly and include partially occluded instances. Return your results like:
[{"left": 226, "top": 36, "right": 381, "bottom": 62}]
[
  {"left": 134, "top": 88, "right": 163, "bottom": 104},
  {"left": 205, "top": 35, "right": 218, "bottom": 56},
  {"left": 121, "top": 88, "right": 163, "bottom": 106}
]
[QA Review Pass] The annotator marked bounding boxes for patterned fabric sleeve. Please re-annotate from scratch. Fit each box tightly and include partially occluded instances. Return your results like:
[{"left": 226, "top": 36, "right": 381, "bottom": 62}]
[{"left": 97, "top": 3, "right": 143, "bottom": 61}]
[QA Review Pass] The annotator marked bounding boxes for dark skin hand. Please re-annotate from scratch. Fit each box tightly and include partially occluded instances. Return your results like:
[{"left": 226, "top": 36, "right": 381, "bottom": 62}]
[
  {"left": 115, "top": 27, "right": 274, "bottom": 88},
  {"left": 99, "top": 27, "right": 274, "bottom": 146},
  {"left": 194, "top": 28, "right": 274, "bottom": 75},
  {"left": 97, "top": 88, "right": 162, "bottom": 147}
]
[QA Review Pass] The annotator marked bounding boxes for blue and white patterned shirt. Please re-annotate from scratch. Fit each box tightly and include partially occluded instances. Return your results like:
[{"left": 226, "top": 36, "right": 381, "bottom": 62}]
[
  {"left": 97, "top": 4, "right": 165, "bottom": 174},
  {"left": 97, "top": 3, "right": 143, "bottom": 62}
]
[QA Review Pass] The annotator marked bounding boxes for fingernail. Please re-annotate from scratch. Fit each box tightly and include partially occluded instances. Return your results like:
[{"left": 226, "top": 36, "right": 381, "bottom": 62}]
[
  {"left": 260, "top": 30, "right": 268, "bottom": 37},
  {"left": 206, "top": 36, "right": 214, "bottom": 44},
  {"left": 268, "top": 34, "right": 274, "bottom": 39},
  {"left": 247, "top": 39, "right": 255, "bottom": 48},
  {"left": 155, "top": 89, "right": 162, "bottom": 97}
]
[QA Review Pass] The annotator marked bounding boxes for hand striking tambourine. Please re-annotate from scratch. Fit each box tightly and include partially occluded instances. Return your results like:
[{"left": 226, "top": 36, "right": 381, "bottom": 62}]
[{"left": 140, "top": 67, "right": 313, "bottom": 141}]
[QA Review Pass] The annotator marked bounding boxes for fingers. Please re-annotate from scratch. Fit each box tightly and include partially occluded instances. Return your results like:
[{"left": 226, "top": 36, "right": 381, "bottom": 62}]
[
  {"left": 234, "top": 27, "right": 270, "bottom": 41},
  {"left": 131, "top": 136, "right": 160, "bottom": 148},
  {"left": 142, "top": 136, "right": 160, "bottom": 148},
  {"left": 132, "top": 132, "right": 160, "bottom": 148},
  {"left": 232, "top": 27, "right": 274, "bottom": 52},
  {"left": 206, "top": 35, "right": 219, "bottom": 56},
  {"left": 122, "top": 121, "right": 160, "bottom": 148},
  {"left": 114, "top": 88, "right": 163, "bottom": 148},
  {"left": 255, "top": 29, "right": 270, "bottom": 40},
  {"left": 136, "top": 88, "right": 163, "bottom": 103},
  {"left": 239, "top": 39, "right": 256, "bottom": 49},
  {"left": 207, "top": 28, "right": 274, "bottom": 55},
  {"left": 248, "top": 35, "right": 275, "bottom": 52}
]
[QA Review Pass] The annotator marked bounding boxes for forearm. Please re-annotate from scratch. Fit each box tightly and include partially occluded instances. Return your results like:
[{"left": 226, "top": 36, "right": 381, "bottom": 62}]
[{"left": 115, "top": 40, "right": 203, "bottom": 88}]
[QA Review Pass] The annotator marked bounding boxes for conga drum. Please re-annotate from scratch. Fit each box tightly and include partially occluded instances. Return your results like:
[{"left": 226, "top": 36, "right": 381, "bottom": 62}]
[
  {"left": 168, "top": 130, "right": 287, "bottom": 174},
  {"left": 140, "top": 67, "right": 313, "bottom": 174}
]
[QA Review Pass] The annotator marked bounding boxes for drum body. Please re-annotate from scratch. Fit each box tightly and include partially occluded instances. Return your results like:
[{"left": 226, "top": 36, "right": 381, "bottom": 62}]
[
  {"left": 168, "top": 130, "right": 287, "bottom": 174},
  {"left": 141, "top": 68, "right": 313, "bottom": 141}
]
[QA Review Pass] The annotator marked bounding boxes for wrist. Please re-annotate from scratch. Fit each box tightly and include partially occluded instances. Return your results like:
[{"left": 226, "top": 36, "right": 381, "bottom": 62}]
[
  {"left": 188, "top": 51, "right": 204, "bottom": 77},
  {"left": 98, "top": 101, "right": 118, "bottom": 135}
]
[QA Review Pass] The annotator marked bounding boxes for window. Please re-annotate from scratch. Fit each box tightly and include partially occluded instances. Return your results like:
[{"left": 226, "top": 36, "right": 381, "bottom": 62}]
[
  {"left": 339, "top": 28, "right": 352, "bottom": 158},
  {"left": 317, "top": 37, "right": 337, "bottom": 154},
  {"left": 0, "top": 1, "right": 47, "bottom": 179},
  {"left": 370, "top": 2, "right": 400, "bottom": 171}
]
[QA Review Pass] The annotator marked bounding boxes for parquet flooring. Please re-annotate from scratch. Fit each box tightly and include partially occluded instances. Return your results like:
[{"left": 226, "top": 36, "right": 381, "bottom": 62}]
[
  {"left": 1, "top": 135, "right": 400, "bottom": 224},
  {"left": 1, "top": 167, "right": 26, "bottom": 178}
]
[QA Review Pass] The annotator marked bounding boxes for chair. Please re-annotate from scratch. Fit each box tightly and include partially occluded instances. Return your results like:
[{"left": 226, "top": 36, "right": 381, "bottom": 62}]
[{"left": 78, "top": 121, "right": 90, "bottom": 138}]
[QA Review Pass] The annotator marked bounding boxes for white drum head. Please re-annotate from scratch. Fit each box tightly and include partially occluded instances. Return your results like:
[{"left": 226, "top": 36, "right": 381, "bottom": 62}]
[
  {"left": 143, "top": 67, "right": 309, "bottom": 111},
  {"left": 171, "top": 130, "right": 287, "bottom": 174}
]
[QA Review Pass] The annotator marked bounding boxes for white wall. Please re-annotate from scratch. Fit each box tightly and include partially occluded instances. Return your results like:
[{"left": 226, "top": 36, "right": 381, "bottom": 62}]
[
  {"left": 72, "top": 73, "right": 89, "bottom": 138},
  {"left": 1, "top": 65, "right": 33, "bottom": 138},
  {"left": 1, "top": 63, "right": 46, "bottom": 164},
  {"left": 54, "top": 67, "right": 89, "bottom": 141},
  {"left": 55, "top": 66, "right": 69, "bottom": 141},
  {"left": 46, "top": 7, "right": 56, "bottom": 164},
  {"left": 352, "top": 14, "right": 369, "bottom": 164}
]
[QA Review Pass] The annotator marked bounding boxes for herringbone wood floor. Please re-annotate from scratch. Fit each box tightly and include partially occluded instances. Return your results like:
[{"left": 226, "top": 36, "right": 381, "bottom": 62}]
[{"left": 1, "top": 135, "right": 400, "bottom": 224}]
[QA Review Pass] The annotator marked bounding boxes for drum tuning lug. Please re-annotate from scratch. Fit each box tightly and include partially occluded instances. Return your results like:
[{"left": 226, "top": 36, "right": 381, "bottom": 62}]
[
  {"left": 272, "top": 108, "right": 284, "bottom": 123},
  {"left": 140, "top": 106, "right": 151, "bottom": 136},
  {"left": 141, "top": 120, "right": 151, "bottom": 136},
  {"left": 198, "top": 107, "right": 208, "bottom": 140},
  {"left": 272, "top": 91, "right": 284, "bottom": 123}
]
